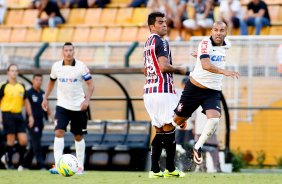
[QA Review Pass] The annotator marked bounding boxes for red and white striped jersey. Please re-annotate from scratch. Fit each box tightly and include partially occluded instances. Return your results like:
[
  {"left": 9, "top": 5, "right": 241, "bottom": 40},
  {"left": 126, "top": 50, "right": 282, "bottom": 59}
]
[{"left": 143, "top": 34, "right": 175, "bottom": 94}]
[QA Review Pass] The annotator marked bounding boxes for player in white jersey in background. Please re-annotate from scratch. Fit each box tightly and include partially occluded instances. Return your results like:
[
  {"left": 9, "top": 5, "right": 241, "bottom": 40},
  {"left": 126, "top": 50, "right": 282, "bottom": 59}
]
[
  {"left": 42, "top": 42, "right": 94, "bottom": 174},
  {"left": 143, "top": 12, "right": 188, "bottom": 178},
  {"left": 172, "top": 21, "right": 240, "bottom": 165}
]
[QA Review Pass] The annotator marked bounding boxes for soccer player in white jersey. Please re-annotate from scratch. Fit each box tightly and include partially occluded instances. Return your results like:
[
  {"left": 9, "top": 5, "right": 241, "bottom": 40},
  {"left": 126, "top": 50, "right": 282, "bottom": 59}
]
[
  {"left": 143, "top": 12, "right": 188, "bottom": 178},
  {"left": 173, "top": 21, "right": 240, "bottom": 165},
  {"left": 41, "top": 42, "right": 94, "bottom": 174}
]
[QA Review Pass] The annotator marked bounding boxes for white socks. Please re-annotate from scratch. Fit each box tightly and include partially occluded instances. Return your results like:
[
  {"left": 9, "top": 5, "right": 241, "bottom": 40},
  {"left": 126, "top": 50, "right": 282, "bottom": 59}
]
[
  {"left": 194, "top": 118, "right": 219, "bottom": 150},
  {"left": 75, "top": 139, "right": 85, "bottom": 169},
  {"left": 54, "top": 137, "right": 64, "bottom": 166}
]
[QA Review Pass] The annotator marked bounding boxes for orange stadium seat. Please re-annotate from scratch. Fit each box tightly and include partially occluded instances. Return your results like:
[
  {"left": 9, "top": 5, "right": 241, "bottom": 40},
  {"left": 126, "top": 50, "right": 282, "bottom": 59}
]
[
  {"left": 10, "top": 28, "right": 27, "bottom": 42},
  {"left": 84, "top": 8, "right": 102, "bottom": 26},
  {"left": 115, "top": 8, "right": 133, "bottom": 26},
  {"left": 21, "top": 9, "right": 38, "bottom": 27},
  {"left": 25, "top": 28, "right": 42, "bottom": 42},
  {"left": 99, "top": 8, "right": 118, "bottom": 26},
  {"left": 41, "top": 28, "right": 59, "bottom": 42},
  {"left": 120, "top": 27, "right": 138, "bottom": 42},
  {"left": 0, "top": 27, "right": 12, "bottom": 42},
  {"left": 60, "top": 8, "right": 71, "bottom": 22},
  {"left": 137, "top": 26, "right": 150, "bottom": 42},
  {"left": 57, "top": 27, "right": 74, "bottom": 42},
  {"left": 268, "top": 5, "right": 280, "bottom": 23},
  {"left": 67, "top": 8, "right": 86, "bottom": 25},
  {"left": 19, "top": 0, "right": 30, "bottom": 8},
  {"left": 88, "top": 27, "right": 106, "bottom": 42},
  {"left": 5, "top": 10, "right": 24, "bottom": 26},
  {"left": 269, "top": 25, "right": 282, "bottom": 35},
  {"left": 131, "top": 8, "right": 148, "bottom": 26},
  {"left": 104, "top": 27, "right": 122, "bottom": 42},
  {"left": 168, "top": 29, "right": 180, "bottom": 41},
  {"left": 72, "top": 27, "right": 90, "bottom": 42},
  {"left": 6, "top": 0, "right": 19, "bottom": 8}
]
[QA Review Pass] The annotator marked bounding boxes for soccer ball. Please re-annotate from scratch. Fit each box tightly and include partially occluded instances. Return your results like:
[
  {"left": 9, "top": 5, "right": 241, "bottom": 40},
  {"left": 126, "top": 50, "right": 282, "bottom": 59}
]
[{"left": 56, "top": 154, "right": 78, "bottom": 177}]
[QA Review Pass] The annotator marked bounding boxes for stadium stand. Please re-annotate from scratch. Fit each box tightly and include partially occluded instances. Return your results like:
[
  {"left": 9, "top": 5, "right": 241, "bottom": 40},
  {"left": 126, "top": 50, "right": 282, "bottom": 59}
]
[{"left": 72, "top": 27, "right": 90, "bottom": 42}]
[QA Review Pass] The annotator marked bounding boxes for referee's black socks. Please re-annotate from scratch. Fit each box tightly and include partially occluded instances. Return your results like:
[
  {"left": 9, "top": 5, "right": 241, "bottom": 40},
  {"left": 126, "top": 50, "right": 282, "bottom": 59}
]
[
  {"left": 18, "top": 145, "right": 27, "bottom": 166},
  {"left": 151, "top": 133, "right": 163, "bottom": 173},
  {"left": 6, "top": 145, "right": 14, "bottom": 166},
  {"left": 163, "top": 128, "right": 176, "bottom": 172}
]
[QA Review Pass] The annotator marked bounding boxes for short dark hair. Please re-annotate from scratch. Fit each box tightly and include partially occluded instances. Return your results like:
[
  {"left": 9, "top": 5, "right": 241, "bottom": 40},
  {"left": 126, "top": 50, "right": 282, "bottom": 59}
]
[
  {"left": 148, "top": 11, "right": 165, "bottom": 26},
  {"left": 63, "top": 42, "right": 74, "bottom": 49},
  {"left": 33, "top": 74, "right": 43, "bottom": 79},
  {"left": 64, "top": 42, "right": 73, "bottom": 46},
  {"left": 7, "top": 64, "right": 18, "bottom": 71}
]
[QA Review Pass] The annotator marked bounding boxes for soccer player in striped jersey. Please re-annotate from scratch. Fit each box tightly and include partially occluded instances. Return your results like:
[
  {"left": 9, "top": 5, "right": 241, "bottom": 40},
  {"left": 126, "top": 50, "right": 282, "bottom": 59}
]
[
  {"left": 143, "top": 11, "right": 188, "bottom": 178},
  {"left": 173, "top": 21, "right": 240, "bottom": 165}
]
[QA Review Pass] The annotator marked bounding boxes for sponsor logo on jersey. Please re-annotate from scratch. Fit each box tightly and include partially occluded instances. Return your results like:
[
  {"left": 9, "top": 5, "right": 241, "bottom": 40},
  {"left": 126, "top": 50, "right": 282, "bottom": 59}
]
[
  {"left": 201, "top": 41, "right": 208, "bottom": 54},
  {"left": 58, "top": 78, "right": 78, "bottom": 83},
  {"left": 162, "top": 40, "right": 167, "bottom": 52},
  {"left": 210, "top": 55, "right": 225, "bottom": 62}
]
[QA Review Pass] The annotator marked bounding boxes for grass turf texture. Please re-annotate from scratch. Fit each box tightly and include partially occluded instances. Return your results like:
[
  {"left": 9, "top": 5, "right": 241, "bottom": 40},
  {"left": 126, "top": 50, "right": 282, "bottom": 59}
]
[{"left": 1, "top": 171, "right": 282, "bottom": 184}]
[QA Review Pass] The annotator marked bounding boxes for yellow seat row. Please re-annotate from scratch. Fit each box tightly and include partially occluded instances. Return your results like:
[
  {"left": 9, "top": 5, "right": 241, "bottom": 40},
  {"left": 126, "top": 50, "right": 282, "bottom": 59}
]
[
  {"left": 3, "top": 8, "right": 149, "bottom": 27},
  {"left": 0, "top": 26, "right": 151, "bottom": 43},
  {"left": 6, "top": 0, "right": 132, "bottom": 8}
]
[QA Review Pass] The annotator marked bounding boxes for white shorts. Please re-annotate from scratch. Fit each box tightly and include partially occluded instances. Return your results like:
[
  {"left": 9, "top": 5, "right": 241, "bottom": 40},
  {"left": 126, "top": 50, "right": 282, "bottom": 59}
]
[{"left": 143, "top": 93, "right": 178, "bottom": 128}]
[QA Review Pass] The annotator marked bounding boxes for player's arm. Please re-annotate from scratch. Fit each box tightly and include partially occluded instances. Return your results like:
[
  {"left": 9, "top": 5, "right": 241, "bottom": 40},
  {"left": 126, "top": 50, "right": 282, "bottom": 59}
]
[
  {"left": 42, "top": 80, "right": 55, "bottom": 111},
  {"left": 82, "top": 78, "right": 94, "bottom": 110},
  {"left": 201, "top": 57, "right": 240, "bottom": 78},
  {"left": 158, "top": 56, "right": 188, "bottom": 75},
  {"left": 24, "top": 90, "right": 34, "bottom": 128}
]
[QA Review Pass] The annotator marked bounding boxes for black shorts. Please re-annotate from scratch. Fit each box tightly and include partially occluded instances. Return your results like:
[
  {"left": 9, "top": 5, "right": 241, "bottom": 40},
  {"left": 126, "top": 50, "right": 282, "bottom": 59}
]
[
  {"left": 2, "top": 112, "right": 26, "bottom": 134},
  {"left": 174, "top": 79, "right": 222, "bottom": 118},
  {"left": 54, "top": 106, "right": 88, "bottom": 135}
]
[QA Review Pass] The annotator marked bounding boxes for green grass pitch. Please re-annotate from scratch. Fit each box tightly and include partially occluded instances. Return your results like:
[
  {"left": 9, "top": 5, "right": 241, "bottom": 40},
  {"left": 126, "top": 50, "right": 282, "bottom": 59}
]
[{"left": 1, "top": 171, "right": 282, "bottom": 184}]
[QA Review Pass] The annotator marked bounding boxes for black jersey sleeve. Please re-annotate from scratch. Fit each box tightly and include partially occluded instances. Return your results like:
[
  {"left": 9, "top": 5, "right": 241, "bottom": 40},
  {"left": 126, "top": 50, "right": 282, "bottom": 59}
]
[{"left": 155, "top": 36, "right": 169, "bottom": 59}]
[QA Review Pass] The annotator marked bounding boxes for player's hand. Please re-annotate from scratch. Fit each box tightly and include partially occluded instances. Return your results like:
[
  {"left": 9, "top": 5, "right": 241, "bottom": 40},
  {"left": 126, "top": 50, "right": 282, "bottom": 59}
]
[
  {"left": 191, "top": 50, "right": 197, "bottom": 58},
  {"left": 223, "top": 70, "right": 240, "bottom": 79},
  {"left": 42, "top": 98, "right": 48, "bottom": 111},
  {"left": 80, "top": 100, "right": 89, "bottom": 111},
  {"left": 28, "top": 116, "right": 34, "bottom": 128}
]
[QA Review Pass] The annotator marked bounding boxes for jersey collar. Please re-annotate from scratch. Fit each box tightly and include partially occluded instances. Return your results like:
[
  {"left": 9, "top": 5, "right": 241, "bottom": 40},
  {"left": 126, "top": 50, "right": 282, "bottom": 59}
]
[{"left": 62, "top": 59, "right": 76, "bottom": 66}]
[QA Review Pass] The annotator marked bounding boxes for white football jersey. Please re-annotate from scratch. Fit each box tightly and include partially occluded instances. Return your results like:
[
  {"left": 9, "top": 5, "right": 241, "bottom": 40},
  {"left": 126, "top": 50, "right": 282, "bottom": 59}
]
[
  {"left": 50, "top": 59, "right": 92, "bottom": 111},
  {"left": 190, "top": 37, "right": 231, "bottom": 90}
]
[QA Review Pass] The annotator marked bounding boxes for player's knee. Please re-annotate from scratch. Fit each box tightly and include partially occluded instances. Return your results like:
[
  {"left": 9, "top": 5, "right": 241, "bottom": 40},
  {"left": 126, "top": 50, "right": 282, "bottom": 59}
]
[
  {"left": 74, "top": 134, "right": 83, "bottom": 141},
  {"left": 55, "top": 129, "right": 65, "bottom": 138}
]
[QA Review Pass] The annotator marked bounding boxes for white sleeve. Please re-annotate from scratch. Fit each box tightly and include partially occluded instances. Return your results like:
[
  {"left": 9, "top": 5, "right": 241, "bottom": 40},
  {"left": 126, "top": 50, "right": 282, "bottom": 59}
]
[
  {"left": 232, "top": 1, "right": 240, "bottom": 12},
  {"left": 81, "top": 64, "right": 92, "bottom": 81},
  {"left": 219, "top": 1, "right": 226, "bottom": 12},
  {"left": 198, "top": 38, "right": 212, "bottom": 58},
  {"left": 50, "top": 63, "right": 57, "bottom": 80}
]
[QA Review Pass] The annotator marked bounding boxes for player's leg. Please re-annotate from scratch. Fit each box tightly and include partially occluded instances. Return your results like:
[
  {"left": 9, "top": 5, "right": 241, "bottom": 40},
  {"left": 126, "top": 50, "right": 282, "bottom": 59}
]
[
  {"left": 16, "top": 114, "right": 28, "bottom": 170},
  {"left": 5, "top": 134, "right": 16, "bottom": 169},
  {"left": 162, "top": 124, "right": 185, "bottom": 178},
  {"left": 50, "top": 106, "right": 69, "bottom": 174},
  {"left": 149, "top": 127, "right": 164, "bottom": 178},
  {"left": 173, "top": 78, "right": 202, "bottom": 127},
  {"left": 143, "top": 93, "right": 165, "bottom": 178},
  {"left": 2, "top": 113, "right": 17, "bottom": 169},
  {"left": 31, "top": 124, "right": 45, "bottom": 169},
  {"left": 70, "top": 110, "right": 88, "bottom": 174},
  {"left": 17, "top": 132, "right": 28, "bottom": 169},
  {"left": 193, "top": 90, "right": 221, "bottom": 165}
]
